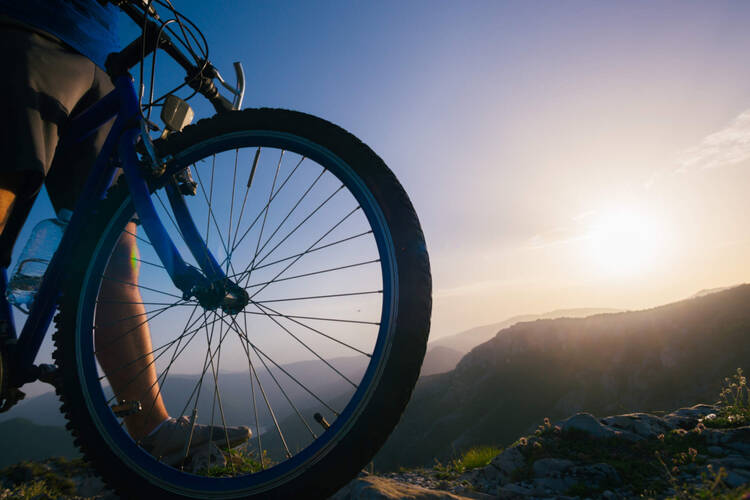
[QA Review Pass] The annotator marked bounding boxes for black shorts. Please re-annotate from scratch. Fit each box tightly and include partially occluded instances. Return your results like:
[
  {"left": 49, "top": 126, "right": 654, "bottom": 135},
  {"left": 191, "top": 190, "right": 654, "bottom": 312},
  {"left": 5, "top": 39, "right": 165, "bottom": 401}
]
[{"left": 0, "top": 18, "right": 114, "bottom": 266}]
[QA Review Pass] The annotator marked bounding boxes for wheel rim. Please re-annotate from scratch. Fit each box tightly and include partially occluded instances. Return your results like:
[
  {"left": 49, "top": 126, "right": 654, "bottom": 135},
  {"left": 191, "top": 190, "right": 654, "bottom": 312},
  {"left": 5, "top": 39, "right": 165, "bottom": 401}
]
[{"left": 75, "top": 130, "right": 398, "bottom": 497}]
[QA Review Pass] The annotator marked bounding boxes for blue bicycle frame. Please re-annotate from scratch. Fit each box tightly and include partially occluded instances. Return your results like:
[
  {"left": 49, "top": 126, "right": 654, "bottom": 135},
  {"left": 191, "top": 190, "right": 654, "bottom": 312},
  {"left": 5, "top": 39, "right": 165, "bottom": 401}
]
[{"left": 2, "top": 75, "right": 228, "bottom": 388}]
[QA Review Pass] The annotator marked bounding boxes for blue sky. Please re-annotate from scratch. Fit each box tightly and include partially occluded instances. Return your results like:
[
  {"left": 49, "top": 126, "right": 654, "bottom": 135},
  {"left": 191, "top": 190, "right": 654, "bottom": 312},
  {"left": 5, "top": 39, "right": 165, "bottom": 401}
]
[{"left": 20, "top": 1, "right": 750, "bottom": 351}]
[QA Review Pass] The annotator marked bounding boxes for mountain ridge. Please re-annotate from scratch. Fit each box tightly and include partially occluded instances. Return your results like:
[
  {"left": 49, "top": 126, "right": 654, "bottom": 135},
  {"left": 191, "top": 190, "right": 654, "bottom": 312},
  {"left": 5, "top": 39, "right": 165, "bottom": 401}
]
[{"left": 374, "top": 283, "right": 750, "bottom": 470}]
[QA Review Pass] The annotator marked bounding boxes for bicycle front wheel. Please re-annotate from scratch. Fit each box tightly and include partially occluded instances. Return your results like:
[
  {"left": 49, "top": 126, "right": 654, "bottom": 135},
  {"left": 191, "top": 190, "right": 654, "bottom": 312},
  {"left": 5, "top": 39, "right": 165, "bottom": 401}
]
[{"left": 54, "top": 109, "right": 431, "bottom": 499}]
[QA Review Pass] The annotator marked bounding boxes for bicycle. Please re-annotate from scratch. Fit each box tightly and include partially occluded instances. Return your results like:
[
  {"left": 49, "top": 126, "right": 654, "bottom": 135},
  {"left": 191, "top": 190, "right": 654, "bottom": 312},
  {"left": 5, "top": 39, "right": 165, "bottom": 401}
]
[{"left": 0, "top": 1, "right": 431, "bottom": 498}]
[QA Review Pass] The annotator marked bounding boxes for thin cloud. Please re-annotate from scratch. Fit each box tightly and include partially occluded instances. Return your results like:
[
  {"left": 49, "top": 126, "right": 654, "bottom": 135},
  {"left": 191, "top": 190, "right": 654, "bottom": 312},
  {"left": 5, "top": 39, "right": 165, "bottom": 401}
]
[{"left": 676, "top": 109, "right": 750, "bottom": 172}]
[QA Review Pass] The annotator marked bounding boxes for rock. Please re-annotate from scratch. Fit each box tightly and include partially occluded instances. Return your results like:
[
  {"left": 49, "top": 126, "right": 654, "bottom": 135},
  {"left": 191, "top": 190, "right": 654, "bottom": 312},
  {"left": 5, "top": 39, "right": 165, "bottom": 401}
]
[
  {"left": 709, "top": 454, "right": 750, "bottom": 471},
  {"left": 570, "top": 462, "right": 621, "bottom": 485},
  {"left": 331, "top": 476, "right": 472, "bottom": 500},
  {"left": 532, "top": 476, "right": 576, "bottom": 492},
  {"left": 601, "top": 413, "right": 671, "bottom": 439},
  {"left": 559, "top": 413, "right": 618, "bottom": 439},
  {"left": 724, "top": 468, "right": 750, "bottom": 488},
  {"left": 707, "top": 446, "right": 728, "bottom": 456},
  {"left": 74, "top": 475, "right": 108, "bottom": 497},
  {"left": 532, "top": 458, "right": 574, "bottom": 476},
  {"left": 663, "top": 404, "right": 718, "bottom": 429},
  {"left": 496, "top": 482, "right": 536, "bottom": 498},
  {"left": 464, "top": 445, "right": 525, "bottom": 489}
]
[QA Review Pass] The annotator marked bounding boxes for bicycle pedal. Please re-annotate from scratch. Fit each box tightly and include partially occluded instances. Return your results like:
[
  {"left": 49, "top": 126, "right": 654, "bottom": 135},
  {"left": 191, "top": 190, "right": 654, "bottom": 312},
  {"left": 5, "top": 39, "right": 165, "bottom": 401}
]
[{"left": 111, "top": 400, "right": 142, "bottom": 417}]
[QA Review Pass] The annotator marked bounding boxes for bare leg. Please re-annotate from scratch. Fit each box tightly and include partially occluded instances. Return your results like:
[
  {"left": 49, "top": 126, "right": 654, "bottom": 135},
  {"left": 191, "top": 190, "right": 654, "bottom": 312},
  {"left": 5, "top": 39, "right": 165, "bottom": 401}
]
[
  {"left": 94, "top": 222, "right": 169, "bottom": 440},
  {"left": 0, "top": 175, "right": 24, "bottom": 234}
]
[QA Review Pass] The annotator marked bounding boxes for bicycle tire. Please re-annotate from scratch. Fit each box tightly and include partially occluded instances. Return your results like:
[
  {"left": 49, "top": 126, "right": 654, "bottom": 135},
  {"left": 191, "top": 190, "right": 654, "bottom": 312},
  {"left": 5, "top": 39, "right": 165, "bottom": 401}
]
[{"left": 53, "top": 108, "right": 431, "bottom": 499}]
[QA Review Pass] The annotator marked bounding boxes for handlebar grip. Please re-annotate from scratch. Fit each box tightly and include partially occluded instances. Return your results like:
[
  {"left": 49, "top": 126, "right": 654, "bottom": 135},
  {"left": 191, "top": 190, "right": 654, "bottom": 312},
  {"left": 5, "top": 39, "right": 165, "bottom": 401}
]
[{"left": 185, "top": 74, "right": 232, "bottom": 114}]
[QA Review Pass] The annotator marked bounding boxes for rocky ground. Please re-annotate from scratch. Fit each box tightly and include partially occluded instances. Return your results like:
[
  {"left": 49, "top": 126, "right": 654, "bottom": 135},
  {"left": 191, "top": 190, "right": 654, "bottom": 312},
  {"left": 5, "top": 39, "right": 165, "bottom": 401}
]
[{"left": 2, "top": 404, "right": 749, "bottom": 499}]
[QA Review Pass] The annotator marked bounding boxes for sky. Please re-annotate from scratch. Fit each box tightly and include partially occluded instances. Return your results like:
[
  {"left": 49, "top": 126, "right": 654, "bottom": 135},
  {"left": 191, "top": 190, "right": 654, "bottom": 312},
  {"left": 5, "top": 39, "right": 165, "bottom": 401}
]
[{"left": 18, "top": 0, "right": 750, "bottom": 350}]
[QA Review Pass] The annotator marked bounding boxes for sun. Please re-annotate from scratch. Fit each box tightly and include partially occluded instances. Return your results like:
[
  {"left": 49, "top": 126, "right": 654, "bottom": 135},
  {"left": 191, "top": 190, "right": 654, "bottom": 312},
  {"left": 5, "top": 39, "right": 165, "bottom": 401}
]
[{"left": 585, "top": 208, "right": 663, "bottom": 277}]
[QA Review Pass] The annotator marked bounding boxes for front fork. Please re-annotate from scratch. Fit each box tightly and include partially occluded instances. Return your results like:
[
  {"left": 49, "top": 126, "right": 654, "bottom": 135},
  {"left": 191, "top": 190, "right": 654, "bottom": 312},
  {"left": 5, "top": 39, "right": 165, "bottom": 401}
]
[{"left": 118, "top": 80, "right": 248, "bottom": 311}]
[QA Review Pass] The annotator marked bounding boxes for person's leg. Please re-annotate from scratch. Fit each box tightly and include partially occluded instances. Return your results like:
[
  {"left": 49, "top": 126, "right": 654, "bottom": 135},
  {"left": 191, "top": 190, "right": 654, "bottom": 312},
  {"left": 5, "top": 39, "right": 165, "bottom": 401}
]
[
  {"left": 0, "top": 177, "right": 21, "bottom": 235},
  {"left": 47, "top": 62, "right": 170, "bottom": 440},
  {"left": 0, "top": 25, "right": 169, "bottom": 439},
  {"left": 93, "top": 222, "right": 169, "bottom": 440}
]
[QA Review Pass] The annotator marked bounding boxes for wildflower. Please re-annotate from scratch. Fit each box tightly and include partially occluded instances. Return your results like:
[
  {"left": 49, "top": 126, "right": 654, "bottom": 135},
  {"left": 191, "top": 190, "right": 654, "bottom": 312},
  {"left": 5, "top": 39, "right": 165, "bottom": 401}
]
[
  {"left": 543, "top": 417, "right": 551, "bottom": 427},
  {"left": 688, "top": 448, "right": 698, "bottom": 460},
  {"left": 533, "top": 441, "right": 542, "bottom": 449},
  {"left": 518, "top": 437, "right": 528, "bottom": 447},
  {"left": 704, "top": 413, "right": 716, "bottom": 421},
  {"left": 673, "top": 429, "right": 688, "bottom": 437},
  {"left": 553, "top": 425, "right": 561, "bottom": 434},
  {"left": 657, "top": 433, "right": 665, "bottom": 441}
]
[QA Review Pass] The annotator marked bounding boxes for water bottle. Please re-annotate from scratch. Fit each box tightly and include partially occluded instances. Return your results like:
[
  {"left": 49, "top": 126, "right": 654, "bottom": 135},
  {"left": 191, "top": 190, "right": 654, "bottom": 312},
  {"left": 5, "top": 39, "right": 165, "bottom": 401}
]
[{"left": 7, "top": 209, "right": 72, "bottom": 309}]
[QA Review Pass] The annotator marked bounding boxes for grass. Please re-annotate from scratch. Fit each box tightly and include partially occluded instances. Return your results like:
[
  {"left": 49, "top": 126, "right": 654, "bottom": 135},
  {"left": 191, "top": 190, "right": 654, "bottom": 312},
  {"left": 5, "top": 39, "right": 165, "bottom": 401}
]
[
  {"left": 0, "top": 458, "right": 86, "bottom": 499},
  {"left": 194, "top": 448, "right": 270, "bottom": 477},
  {"left": 704, "top": 368, "right": 750, "bottom": 429},
  {"left": 432, "top": 445, "right": 502, "bottom": 479}
]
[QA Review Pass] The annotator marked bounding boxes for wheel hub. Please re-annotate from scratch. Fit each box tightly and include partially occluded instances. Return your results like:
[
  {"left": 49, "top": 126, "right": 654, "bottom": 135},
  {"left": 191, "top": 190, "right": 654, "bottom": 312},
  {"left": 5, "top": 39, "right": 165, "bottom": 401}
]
[{"left": 194, "top": 280, "right": 249, "bottom": 315}]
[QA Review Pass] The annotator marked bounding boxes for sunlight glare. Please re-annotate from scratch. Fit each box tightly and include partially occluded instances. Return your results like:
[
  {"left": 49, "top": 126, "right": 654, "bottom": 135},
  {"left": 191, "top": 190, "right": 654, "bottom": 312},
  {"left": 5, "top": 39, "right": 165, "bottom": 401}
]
[{"left": 585, "top": 208, "right": 663, "bottom": 277}]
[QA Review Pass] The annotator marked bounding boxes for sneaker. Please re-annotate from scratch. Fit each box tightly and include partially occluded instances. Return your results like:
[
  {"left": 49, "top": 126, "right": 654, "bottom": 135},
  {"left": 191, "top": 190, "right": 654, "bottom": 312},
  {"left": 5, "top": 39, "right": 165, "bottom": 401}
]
[{"left": 140, "top": 416, "right": 251, "bottom": 466}]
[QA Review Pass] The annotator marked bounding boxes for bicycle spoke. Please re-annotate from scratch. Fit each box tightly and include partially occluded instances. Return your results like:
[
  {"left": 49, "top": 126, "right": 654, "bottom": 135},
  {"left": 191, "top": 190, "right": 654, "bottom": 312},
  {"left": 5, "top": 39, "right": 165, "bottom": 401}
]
[
  {"left": 123, "top": 228, "right": 152, "bottom": 247},
  {"left": 249, "top": 304, "right": 358, "bottom": 388},
  {"left": 253, "top": 290, "right": 381, "bottom": 305},
  {"left": 215, "top": 314, "right": 340, "bottom": 417},
  {"left": 103, "top": 307, "right": 213, "bottom": 402},
  {"left": 240, "top": 307, "right": 264, "bottom": 469},
  {"left": 230, "top": 147, "right": 259, "bottom": 254},
  {"left": 134, "top": 258, "right": 166, "bottom": 270},
  {"left": 248, "top": 168, "right": 327, "bottom": 273},
  {"left": 100, "top": 304, "right": 205, "bottom": 384},
  {"left": 155, "top": 191, "right": 186, "bottom": 241},
  {"left": 226, "top": 148, "right": 239, "bottom": 260},
  {"left": 193, "top": 160, "right": 238, "bottom": 275},
  {"left": 244, "top": 150, "right": 284, "bottom": 286},
  {"left": 100, "top": 275, "right": 183, "bottom": 300},
  {"left": 228, "top": 154, "right": 307, "bottom": 258},
  {"left": 225, "top": 314, "right": 292, "bottom": 459},
  {"left": 248, "top": 206, "right": 363, "bottom": 301},
  {"left": 242, "top": 307, "right": 375, "bottom": 357},
  {"left": 245, "top": 258, "right": 380, "bottom": 289},
  {"left": 205, "top": 311, "right": 236, "bottom": 473},
  {"left": 251, "top": 230, "right": 373, "bottom": 272},
  {"left": 94, "top": 303, "right": 180, "bottom": 330},
  {"left": 134, "top": 305, "right": 202, "bottom": 426},
  {"left": 249, "top": 183, "right": 345, "bottom": 276},
  {"left": 228, "top": 316, "right": 317, "bottom": 442},
  {"left": 94, "top": 298, "right": 188, "bottom": 353}
]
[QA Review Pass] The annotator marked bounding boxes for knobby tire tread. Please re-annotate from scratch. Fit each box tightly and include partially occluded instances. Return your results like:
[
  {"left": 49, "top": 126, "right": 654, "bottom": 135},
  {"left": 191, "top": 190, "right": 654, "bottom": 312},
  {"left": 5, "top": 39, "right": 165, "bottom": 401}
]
[{"left": 53, "top": 108, "right": 431, "bottom": 499}]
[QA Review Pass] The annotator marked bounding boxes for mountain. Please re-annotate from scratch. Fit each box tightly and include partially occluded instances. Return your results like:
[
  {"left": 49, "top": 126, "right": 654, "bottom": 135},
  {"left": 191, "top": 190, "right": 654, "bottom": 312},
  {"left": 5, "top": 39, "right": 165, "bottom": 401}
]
[
  {"left": 422, "top": 308, "right": 620, "bottom": 362},
  {"left": 428, "top": 308, "right": 621, "bottom": 356},
  {"left": 419, "top": 346, "right": 464, "bottom": 377},
  {"left": 0, "top": 418, "right": 80, "bottom": 468},
  {"left": 690, "top": 284, "right": 741, "bottom": 298},
  {"left": 374, "top": 284, "right": 750, "bottom": 471}
]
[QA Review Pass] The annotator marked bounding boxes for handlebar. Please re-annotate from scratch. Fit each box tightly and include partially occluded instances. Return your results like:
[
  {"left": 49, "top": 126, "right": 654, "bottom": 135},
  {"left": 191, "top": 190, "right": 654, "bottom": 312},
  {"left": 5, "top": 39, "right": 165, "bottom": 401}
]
[{"left": 105, "top": 0, "right": 241, "bottom": 115}]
